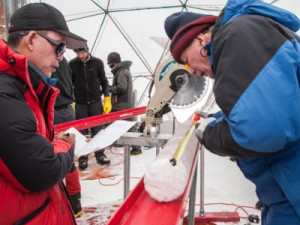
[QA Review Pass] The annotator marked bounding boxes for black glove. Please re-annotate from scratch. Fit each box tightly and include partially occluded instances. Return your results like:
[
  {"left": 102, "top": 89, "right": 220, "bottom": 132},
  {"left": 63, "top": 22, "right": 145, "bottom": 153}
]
[
  {"left": 195, "top": 127, "right": 204, "bottom": 143},
  {"left": 194, "top": 115, "right": 212, "bottom": 143}
]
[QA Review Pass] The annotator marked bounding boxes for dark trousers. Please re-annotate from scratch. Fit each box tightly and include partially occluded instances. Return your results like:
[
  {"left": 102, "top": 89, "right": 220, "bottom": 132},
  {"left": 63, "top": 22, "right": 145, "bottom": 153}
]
[
  {"left": 261, "top": 199, "right": 300, "bottom": 225},
  {"left": 54, "top": 104, "right": 75, "bottom": 125},
  {"left": 75, "top": 101, "right": 104, "bottom": 155},
  {"left": 75, "top": 101, "right": 103, "bottom": 137}
]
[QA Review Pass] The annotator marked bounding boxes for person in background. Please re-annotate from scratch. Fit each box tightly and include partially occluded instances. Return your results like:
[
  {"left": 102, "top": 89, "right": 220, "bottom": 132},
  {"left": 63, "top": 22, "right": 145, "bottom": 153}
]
[
  {"left": 107, "top": 52, "right": 142, "bottom": 155},
  {"left": 69, "top": 45, "right": 112, "bottom": 170},
  {"left": 53, "top": 57, "right": 76, "bottom": 125},
  {"left": 52, "top": 57, "right": 82, "bottom": 217},
  {"left": 164, "top": 0, "right": 300, "bottom": 224},
  {"left": 0, "top": 3, "right": 86, "bottom": 224}
]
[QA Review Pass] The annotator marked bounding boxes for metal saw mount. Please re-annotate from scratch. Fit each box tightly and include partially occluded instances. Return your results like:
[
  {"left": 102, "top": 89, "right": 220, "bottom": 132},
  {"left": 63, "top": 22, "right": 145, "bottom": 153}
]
[{"left": 144, "top": 56, "right": 206, "bottom": 136}]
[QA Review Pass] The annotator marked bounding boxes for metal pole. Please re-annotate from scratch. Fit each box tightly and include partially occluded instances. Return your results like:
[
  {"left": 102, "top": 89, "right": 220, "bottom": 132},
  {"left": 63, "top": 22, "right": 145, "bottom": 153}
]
[
  {"left": 3, "top": 0, "right": 26, "bottom": 38},
  {"left": 156, "top": 146, "right": 159, "bottom": 156},
  {"left": 124, "top": 144, "right": 131, "bottom": 199},
  {"left": 172, "top": 117, "right": 176, "bottom": 135},
  {"left": 187, "top": 155, "right": 198, "bottom": 225},
  {"left": 199, "top": 144, "right": 205, "bottom": 216}
]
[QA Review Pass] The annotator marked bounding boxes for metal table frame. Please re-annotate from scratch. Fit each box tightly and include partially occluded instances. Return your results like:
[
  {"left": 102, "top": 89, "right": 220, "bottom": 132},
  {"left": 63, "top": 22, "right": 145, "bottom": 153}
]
[{"left": 116, "top": 132, "right": 171, "bottom": 199}]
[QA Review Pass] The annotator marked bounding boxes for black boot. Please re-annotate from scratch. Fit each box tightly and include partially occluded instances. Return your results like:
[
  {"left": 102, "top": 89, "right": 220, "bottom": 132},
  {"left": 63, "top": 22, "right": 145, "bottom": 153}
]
[
  {"left": 78, "top": 156, "right": 88, "bottom": 171},
  {"left": 95, "top": 151, "right": 110, "bottom": 165},
  {"left": 69, "top": 192, "right": 83, "bottom": 217},
  {"left": 255, "top": 200, "right": 263, "bottom": 209},
  {"left": 130, "top": 147, "right": 142, "bottom": 155}
]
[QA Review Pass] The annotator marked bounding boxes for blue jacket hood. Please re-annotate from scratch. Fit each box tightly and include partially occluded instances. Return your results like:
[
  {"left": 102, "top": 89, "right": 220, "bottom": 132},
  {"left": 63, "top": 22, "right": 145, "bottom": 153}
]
[{"left": 221, "top": 0, "right": 300, "bottom": 32}]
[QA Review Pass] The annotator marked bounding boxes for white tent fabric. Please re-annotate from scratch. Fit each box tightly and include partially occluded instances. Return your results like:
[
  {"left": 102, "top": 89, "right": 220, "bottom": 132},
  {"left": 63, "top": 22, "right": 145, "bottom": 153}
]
[{"left": 30, "top": 0, "right": 300, "bottom": 106}]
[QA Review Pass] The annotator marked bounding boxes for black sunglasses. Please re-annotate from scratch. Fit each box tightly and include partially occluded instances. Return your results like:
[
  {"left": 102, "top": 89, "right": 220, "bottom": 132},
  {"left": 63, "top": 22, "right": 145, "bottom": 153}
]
[{"left": 37, "top": 33, "right": 66, "bottom": 57}]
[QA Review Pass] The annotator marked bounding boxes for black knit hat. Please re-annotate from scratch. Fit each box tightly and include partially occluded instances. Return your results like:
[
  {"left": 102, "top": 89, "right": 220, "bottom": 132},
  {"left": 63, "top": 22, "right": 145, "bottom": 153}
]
[
  {"left": 8, "top": 3, "right": 86, "bottom": 49},
  {"left": 107, "top": 52, "right": 121, "bottom": 64},
  {"left": 164, "top": 12, "right": 217, "bottom": 63},
  {"left": 74, "top": 45, "right": 89, "bottom": 53}
]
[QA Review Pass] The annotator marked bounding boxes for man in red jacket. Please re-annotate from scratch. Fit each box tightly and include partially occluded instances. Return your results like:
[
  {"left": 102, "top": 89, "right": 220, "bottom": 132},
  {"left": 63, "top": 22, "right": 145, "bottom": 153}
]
[{"left": 0, "top": 3, "right": 86, "bottom": 225}]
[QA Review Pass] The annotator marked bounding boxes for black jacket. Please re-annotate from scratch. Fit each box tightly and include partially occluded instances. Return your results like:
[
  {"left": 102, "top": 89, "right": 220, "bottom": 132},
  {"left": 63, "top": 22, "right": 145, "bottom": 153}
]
[
  {"left": 52, "top": 57, "right": 74, "bottom": 109},
  {"left": 69, "top": 54, "right": 109, "bottom": 104},
  {"left": 110, "top": 60, "right": 133, "bottom": 111}
]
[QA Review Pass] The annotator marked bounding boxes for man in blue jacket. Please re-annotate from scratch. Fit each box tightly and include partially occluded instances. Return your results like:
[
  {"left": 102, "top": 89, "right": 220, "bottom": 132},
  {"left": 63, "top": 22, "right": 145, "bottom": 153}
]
[{"left": 164, "top": 0, "right": 300, "bottom": 224}]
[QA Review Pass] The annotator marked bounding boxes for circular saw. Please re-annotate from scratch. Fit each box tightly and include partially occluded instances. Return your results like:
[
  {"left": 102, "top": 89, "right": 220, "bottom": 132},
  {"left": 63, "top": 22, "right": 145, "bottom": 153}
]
[
  {"left": 150, "top": 56, "right": 208, "bottom": 110},
  {"left": 144, "top": 56, "right": 214, "bottom": 135}
]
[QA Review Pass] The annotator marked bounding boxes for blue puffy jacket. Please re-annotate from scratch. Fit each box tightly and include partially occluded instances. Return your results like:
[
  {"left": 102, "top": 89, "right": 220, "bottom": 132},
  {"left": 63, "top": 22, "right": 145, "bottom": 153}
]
[{"left": 202, "top": 0, "right": 300, "bottom": 218}]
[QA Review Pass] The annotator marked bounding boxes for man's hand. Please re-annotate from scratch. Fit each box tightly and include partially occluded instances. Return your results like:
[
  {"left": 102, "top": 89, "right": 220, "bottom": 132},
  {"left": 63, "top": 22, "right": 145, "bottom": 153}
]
[
  {"left": 84, "top": 135, "right": 91, "bottom": 142},
  {"left": 103, "top": 96, "right": 112, "bottom": 114},
  {"left": 55, "top": 132, "right": 76, "bottom": 147},
  {"left": 194, "top": 115, "right": 214, "bottom": 143}
]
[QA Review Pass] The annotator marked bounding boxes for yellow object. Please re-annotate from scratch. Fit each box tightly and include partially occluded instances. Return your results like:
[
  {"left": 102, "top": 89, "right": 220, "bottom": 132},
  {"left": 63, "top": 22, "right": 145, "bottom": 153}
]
[
  {"left": 103, "top": 96, "right": 112, "bottom": 114},
  {"left": 170, "top": 114, "right": 200, "bottom": 166},
  {"left": 75, "top": 210, "right": 83, "bottom": 218},
  {"left": 183, "top": 63, "right": 190, "bottom": 71},
  {"left": 70, "top": 102, "right": 75, "bottom": 109}
]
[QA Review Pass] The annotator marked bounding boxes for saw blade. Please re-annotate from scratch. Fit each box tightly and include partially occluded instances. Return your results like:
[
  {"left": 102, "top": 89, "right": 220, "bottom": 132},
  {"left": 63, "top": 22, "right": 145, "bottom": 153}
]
[
  {"left": 169, "top": 74, "right": 207, "bottom": 109},
  {"left": 170, "top": 77, "right": 214, "bottom": 124}
]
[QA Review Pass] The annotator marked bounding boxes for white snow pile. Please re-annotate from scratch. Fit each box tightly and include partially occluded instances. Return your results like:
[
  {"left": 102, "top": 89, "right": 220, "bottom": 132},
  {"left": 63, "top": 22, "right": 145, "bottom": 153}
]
[{"left": 144, "top": 123, "right": 197, "bottom": 202}]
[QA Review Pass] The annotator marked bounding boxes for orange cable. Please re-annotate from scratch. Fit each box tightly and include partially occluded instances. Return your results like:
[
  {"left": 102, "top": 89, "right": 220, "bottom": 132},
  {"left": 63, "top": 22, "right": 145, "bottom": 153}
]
[{"left": 98, "top": 176, "right": 142, "bottom": 186}]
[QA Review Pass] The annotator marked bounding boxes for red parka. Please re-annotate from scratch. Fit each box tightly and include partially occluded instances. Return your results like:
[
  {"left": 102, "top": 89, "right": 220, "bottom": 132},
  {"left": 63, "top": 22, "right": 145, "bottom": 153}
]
[{"left": 0, "top": 40, "right": 76, "bottom": 224}]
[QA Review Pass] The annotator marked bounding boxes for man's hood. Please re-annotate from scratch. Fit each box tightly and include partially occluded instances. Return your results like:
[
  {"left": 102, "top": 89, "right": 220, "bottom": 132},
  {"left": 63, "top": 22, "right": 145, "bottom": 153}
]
[
  {"left": 118, "top": 60, "right": 132, "bottom": 68},
  {"left": 112, "top": 60, "right": 132, "bottom": 73},
  {"left": 220, "top": 0, "right": 299, "bottom": 32}
]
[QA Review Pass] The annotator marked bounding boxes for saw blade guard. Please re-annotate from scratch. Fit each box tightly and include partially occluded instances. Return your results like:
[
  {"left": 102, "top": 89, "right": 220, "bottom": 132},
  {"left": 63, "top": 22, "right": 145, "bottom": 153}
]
[{"left": 146, "top": 57, "right": 190, "bottom": 115}]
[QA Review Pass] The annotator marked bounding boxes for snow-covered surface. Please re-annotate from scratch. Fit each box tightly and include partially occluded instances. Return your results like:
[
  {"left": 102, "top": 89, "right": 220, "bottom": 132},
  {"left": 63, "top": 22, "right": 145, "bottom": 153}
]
[{"left": 78, "top": 145, "right": 156, "bottom": 207}]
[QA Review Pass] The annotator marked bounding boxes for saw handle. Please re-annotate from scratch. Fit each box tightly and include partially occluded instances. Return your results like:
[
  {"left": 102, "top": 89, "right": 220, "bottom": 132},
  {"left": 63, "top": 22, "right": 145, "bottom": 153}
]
[
  {"left": 195, "top": 111, "right": 213, "bottom": 119},
  {"left": 193, "top": 114, "right": 200, "bottom": 122}
]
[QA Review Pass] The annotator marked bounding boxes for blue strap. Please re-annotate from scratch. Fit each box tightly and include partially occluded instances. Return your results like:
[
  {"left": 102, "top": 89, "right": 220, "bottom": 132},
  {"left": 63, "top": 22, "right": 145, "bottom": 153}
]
[{"left": 28, "top": 62, "right": 58, "bottom": 86}]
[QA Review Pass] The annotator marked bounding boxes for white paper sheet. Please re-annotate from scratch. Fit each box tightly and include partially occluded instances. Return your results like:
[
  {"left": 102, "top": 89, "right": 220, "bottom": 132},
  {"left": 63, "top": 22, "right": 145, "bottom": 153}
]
[{"left": 66, "top": 120, "right": 136, "bottom": 156}]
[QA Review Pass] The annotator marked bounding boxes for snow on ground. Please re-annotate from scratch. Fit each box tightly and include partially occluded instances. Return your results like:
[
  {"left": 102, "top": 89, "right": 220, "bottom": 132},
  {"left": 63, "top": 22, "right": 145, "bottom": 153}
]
[
  {"left": 76, "top": 145, "right": 157, "bottom": 224},
  {"left": 76, "top": 139, "right": 261, "bottom": 225}
]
